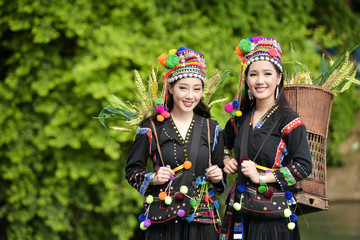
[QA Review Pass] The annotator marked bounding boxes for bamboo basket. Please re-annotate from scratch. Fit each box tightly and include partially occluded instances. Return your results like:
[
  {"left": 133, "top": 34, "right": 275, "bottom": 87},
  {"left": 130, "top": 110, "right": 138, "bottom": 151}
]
[{"left": 284, "top": 84, "right": 333, "bottom": 215}]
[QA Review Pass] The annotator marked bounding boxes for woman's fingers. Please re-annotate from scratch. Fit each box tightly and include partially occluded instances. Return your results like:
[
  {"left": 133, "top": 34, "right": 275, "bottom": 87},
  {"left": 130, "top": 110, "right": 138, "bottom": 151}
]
[
  {"left": 224, "top": 158, "right": 238, "bottom": 174},
  {"left": 206, "top": 165, "right": 223, "bottom": 183}
]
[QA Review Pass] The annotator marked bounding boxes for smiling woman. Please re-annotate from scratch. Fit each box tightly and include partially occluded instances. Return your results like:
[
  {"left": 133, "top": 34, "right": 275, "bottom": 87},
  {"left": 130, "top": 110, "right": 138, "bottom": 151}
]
[
  {"left": 169, "top": 78, "right": 203, "bottom": 138},
  {"left": 220, "top": 36, "right": 312, "bottom": 240},
  {"left": 125, "top": 47, "right": 226, "bottom": 240}
]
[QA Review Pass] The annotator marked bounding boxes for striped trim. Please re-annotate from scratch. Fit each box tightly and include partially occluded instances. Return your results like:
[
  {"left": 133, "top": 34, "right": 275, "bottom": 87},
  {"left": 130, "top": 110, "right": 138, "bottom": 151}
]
[
  {"left": 280, "top": 167, "right": 296, "bottom": 186},
  {"left": 137, "top": 127, "right": 152, "bottom": 154},
  {"left": 281, "top": 118, "right": 304, "bottom": 137},
  {"left": 212, "top": 125, "right": 222, "bottom": 152},
  {"left": 140, "top": 172, "right": 154, "bottom": 195}
]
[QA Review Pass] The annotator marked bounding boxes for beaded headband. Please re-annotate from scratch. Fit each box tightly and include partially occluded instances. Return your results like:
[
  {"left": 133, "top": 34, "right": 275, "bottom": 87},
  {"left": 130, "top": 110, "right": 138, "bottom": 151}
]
[
  {"left": 224, "top": 36, "right": 283, "bottom": 117},
  {"left": 155, "top": 47, "right": 207, "bottom": 122}
]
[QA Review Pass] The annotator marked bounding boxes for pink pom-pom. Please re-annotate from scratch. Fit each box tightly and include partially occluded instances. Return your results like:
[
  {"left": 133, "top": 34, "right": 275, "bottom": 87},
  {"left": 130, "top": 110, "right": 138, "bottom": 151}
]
[
  {"left": 177, "top": 209, "right": 185, "bottom": 218},
  {"left": 269, "top": 48, "right": 277, "bottom": 57},
  {"left": 200, "top": 62, "right": 206, "bottom": 69},
  {"left": 208, "top": 210, "right": 214, "bottom": 219},
  {"left": 162, "top": 111, "right": 170, "bottom": 118},
  {"left": 224, "top": 103, "right": 233, "bottom": 113},
  {"left": 156, "top": 105, "right": 165, "bottom": 113},
  {"left": 144, "top": 219, "right": 152, "bottom": 227}
]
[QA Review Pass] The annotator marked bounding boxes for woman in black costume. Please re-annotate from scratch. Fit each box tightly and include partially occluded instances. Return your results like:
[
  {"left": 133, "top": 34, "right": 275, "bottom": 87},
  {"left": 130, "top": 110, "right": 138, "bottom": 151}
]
[
  {"left": 126, "top": 47, "right": 225, "bottom": 240},
  {"left": 220, "top": 36, "right": 312, "bottom": 240}
]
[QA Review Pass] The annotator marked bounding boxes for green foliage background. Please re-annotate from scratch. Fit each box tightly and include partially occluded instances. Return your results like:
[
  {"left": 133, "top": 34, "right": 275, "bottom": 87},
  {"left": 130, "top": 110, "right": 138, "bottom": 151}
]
[{"left": 0, "top": 0, "right": 359, "bottom": 239}]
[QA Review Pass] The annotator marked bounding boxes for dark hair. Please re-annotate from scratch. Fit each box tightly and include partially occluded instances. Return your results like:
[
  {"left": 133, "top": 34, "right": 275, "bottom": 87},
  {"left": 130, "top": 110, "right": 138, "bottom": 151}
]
[
  {"left": 240, "top": 62, "right": 290, "bottom": 114},
  {"left": 145, "top": 80, "right": 211, "bottom": 121}
]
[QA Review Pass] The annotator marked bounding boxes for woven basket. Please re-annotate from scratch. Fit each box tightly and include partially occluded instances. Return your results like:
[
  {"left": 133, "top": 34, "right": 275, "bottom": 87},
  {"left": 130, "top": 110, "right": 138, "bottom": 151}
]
[{"left": 284, "top": 84, "right": 333, "bottom": 215}]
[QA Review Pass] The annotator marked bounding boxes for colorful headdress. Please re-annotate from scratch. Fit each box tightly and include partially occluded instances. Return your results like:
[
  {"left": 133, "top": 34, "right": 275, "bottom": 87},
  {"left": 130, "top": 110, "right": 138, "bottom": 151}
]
[
  {"left": 224, "top": 36, "right": 283, "bottom": 117},
  {"left": 156, "top": 47, "right": 207, "bottom": 122}
]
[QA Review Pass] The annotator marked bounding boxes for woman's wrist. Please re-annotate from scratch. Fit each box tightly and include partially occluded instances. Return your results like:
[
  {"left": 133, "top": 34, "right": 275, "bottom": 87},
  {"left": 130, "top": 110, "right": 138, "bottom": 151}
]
[
  {"left": 259, "top": 173, "right": 267, "bottom": 185},
  {"left": 149, "top": 173, "right": 157, "bottom": 185}
]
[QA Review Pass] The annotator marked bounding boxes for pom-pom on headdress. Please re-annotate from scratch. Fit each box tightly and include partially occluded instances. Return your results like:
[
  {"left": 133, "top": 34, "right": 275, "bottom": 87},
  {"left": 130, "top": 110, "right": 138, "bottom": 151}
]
[
  {"left": 224, "top": 36, "right": 282, "bottom": 117},
  {"left": 156, "top": 47, "right": 207, "bottom": 122}
]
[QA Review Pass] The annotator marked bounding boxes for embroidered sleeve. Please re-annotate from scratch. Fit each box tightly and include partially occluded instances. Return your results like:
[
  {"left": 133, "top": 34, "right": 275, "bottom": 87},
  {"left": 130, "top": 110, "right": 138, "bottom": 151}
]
[
  {"left": 210, "top": 122, "right": 226, "bottom": 194},
  {"left": 125, "top": 125, "right": 156, "bottom": 196},
  {"left": 273, "top": 118, "right": 312, "bottom": 190}
]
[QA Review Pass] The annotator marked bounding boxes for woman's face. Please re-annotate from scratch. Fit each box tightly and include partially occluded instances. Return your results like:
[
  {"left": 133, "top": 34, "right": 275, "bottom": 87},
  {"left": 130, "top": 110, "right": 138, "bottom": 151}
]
[
  {"left": 169, "top": 77, "right": 203, "bottom": 114},
  {"left": 246, "top": 60, "right": 282, "bottom": 104}
]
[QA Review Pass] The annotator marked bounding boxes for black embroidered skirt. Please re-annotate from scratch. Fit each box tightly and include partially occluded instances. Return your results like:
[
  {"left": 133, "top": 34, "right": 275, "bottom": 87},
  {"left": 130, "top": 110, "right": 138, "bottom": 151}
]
[{"left": 139, "top": 221, "right": 218, "bottom": 240}]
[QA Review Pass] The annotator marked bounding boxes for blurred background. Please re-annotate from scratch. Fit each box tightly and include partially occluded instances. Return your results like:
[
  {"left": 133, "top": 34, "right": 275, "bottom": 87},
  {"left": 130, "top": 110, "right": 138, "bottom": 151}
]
[{"left": 1, "top": 0, "right": 360, "bottom": 239}]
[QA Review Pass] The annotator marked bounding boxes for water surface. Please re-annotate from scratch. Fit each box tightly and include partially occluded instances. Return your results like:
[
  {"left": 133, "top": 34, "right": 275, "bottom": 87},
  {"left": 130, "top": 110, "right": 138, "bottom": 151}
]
[{"left": 299, "top": 202, "right": 360, "bottom": 239}]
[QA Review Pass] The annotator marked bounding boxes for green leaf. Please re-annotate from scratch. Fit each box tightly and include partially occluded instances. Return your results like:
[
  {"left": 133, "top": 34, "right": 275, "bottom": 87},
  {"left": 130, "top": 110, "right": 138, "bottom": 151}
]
[
  {"left": 318, "top": 43, "right": 360, "bottom": 86},
  {"left": 321, "top": 53, "right": 328, "bottom": 77}
]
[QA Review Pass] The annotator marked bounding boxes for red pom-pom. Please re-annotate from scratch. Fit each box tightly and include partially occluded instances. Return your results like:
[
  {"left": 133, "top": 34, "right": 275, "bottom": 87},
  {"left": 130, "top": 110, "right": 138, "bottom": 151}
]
[
  {"left": 269, "top": 48, "right": 277, "bottom": 57},
  {"left": 162, "top": 111, "right": 170, "bottom": 118},
  {"left": 175, "top": 192, "right": 185, "bottom": 201},
  {"left": 240, "top": 157, "right": 250, "bottom": 164},
  {"left": 264, "top": 189, "right": 273, "bottom": 199}
]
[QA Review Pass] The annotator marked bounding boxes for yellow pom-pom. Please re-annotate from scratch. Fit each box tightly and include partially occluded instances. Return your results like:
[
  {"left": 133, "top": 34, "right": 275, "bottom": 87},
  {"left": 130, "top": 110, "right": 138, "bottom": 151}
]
[
  {"left": 157, "top": 114, "right": 165, "bottom": 122},
  {"left": 168, "top": 49, "right": 177, "bottom": 54},
  {"left": 236, "top": 110, "right": 242, "bottom": 117}
]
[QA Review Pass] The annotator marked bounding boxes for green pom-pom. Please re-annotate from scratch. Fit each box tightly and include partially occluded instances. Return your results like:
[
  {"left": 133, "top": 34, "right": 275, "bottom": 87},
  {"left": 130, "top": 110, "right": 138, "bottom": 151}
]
[
  {"left": 155, "top": 98, "right": 164, "bottom": 105},
  {"left": 233, "top": 202, "right": 241, "bottom": 211},
  {"left": 284, "top": 208, "right": 292, "bottom": 218},
  {"left": 166, "top": 53, "right": 179, "bottom": 68},
  {"left": 146, "top": 195, "right": 154, "bottom": 204},
  {"left": 258, "top": 185, "right": 267, "bottom": 194},
  {"left": 190, "top": 198, "right": 197, "bottom": 207},
  {"left": 165, "top": 196, "right": 172, "bottom": 205},
  {"left": 288, "top": 222, "right": 296, "bottom": 230},
  {"left": 140, "top": 221, "right": 147, "bottom": 230},
  {"left": 239, "top": 39, "right": 252, "bottom": 53},
  {"left": 180, "top": 186, "right": 188, "bottom": 194},
  {"left": 230, "top": 110, "right": 237, "bottom": 117}
]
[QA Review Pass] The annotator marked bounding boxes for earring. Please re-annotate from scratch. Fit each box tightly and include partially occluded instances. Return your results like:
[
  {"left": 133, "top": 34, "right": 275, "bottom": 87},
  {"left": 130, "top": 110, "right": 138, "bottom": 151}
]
[
  {"left": 275, "top": 85, "right": 279, "bottom": 99},
  {"left": 248, "top": 89, "right": 254, "bottom": 100}
]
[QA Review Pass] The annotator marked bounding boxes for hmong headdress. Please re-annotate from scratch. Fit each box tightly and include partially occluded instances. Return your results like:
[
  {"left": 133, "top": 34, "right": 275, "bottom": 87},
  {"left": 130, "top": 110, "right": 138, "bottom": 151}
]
[
  {"left": 156, "top": 47, "right": 207, "bottom": 122},
  {"left": 224, "top": 36, "right": 283, "bottom": 117}
]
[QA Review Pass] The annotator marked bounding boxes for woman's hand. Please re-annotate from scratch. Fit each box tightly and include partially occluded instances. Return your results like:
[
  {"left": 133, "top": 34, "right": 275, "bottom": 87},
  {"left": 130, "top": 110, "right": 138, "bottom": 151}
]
[
  {"left": 241, "top": 160, "right": 259, "bottom": 184},
  {"left": 206, "top": 165, "right": 223, "bottom": 183},
  {"left": 154, "top": 165, "right": 175, "bottom": 185},
  {"left": 223, "top": 157, "right": 238, "bottom": 174}
]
